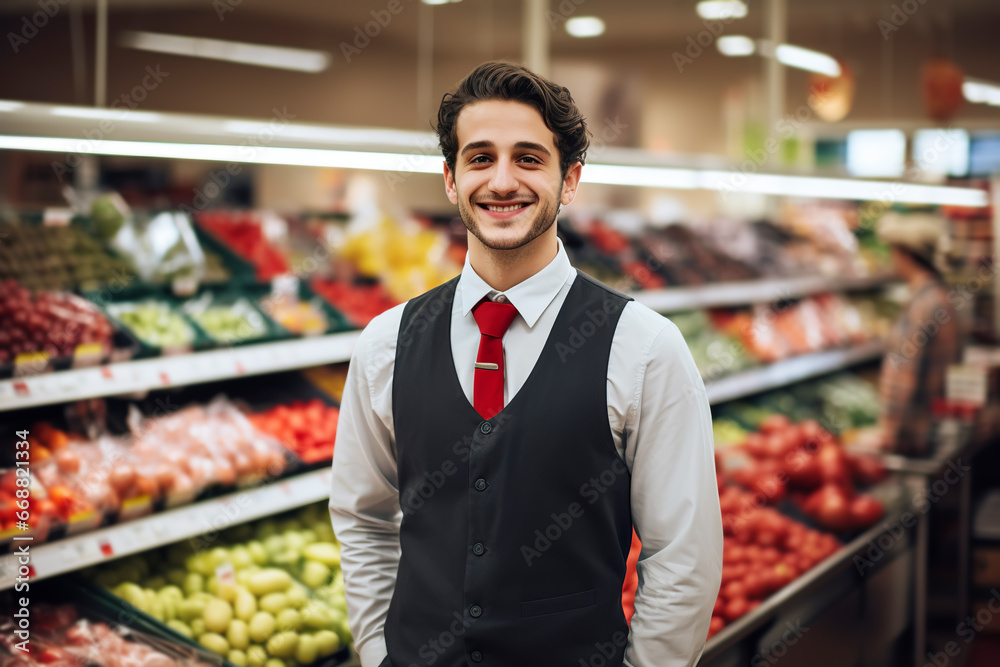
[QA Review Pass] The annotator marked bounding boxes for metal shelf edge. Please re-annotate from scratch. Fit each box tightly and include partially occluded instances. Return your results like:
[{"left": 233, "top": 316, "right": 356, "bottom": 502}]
[
  {"left": 0, "top": 468, "right": 332, "bottom": 590},
  {"left": 0, "top": 331, "right": 362, "bottom": 412},
  {"left": 705, "top": 341, "right": 885, "bottom": 405}
]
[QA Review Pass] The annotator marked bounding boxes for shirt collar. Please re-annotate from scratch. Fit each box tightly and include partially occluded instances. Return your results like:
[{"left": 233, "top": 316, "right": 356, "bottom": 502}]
[{"left": 458, "top": 236, "right": 574, "bottom": 328}]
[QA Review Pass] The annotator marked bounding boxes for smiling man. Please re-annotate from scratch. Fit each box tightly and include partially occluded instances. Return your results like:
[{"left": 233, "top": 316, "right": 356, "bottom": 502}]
[{"left": 329, "top": 61, "right": 723, "bottom": 667}]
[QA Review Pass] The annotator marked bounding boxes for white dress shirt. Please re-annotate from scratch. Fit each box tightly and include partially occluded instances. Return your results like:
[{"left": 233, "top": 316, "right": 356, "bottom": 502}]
[{"left": 329, "top": 237, "right": 723, "bottom": 667}]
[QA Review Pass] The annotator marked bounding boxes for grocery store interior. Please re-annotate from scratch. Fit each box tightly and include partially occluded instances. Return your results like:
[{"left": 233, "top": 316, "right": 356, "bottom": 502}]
[{"left": 1, "top": 0, "right": 1000, "bottom": 665}]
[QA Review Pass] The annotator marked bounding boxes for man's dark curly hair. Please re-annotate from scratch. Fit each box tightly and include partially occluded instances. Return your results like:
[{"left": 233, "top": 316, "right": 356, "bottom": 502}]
[{"left": 436, "top": 61, "right": 590, "bottom": 180}]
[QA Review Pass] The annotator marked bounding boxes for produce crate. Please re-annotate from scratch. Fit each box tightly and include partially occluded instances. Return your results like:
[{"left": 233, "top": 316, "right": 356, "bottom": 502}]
[
  {"left": 84, "top": 286, "right": 215, "bottom": 358},
  {"left": 0, "top": 325, "right": 141, "bottom": 380},
  {"left": 192, "top": 224, "right": 260, "bottom": 286},
  {"left": 251, "top": 281, "right": 354, "bottom": 337},
  {"left": 178, "top": 288, "right": 290, "bottom": 348},
  {"left": 73, "top": 571, "right": 352, "bottom": 667}
]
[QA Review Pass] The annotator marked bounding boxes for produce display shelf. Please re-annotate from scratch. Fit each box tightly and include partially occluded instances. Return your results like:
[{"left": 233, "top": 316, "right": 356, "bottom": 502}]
[
  {"left": 0, "top": 468, "right": 332, "bottom": 590},
  {"left": 0, "top": 330, "right": 361, "bottom": 412},
  {"left": 702, "top": 474, "right": 916, "bottom": 662},
  {"left": 634, "top": 273, "right": 898, "bottom": 313},
  {"left": 704, "top": 341, "right": 885, "bottom": 405}
]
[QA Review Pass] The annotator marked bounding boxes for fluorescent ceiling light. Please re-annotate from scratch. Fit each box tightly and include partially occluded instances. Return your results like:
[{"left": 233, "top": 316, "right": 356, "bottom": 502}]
[
  {"left": 221, "top": 121, "right": 432, "bottom": 148},
  {"left": 717, "top": 35, "right": 756, "bottom": 56},
  {"left": 913, "top": 129, "right": 970, "bottom": 177},
  {"left": 0, "top": 135, "right": 442, "bottom": 173},
  {"left": 846, "top": 130, "right": 907, "bottom": 178},
  {"left": 421, "top": 0, "right": 461, "bottom": 4},
  {"left": 963, "top": 79, "right": 1000, "bottom": 107},
  {"left": 0, "top": 134, "right": 986, "bottom": 208},
  {"left": 0, "top": 101, "right": 25, "bottom": 112},
  {"left": 120, "top": 31, "right": 330, "bottom": 73},
  {"left": 775, "top": 44, "right": 841, "bottom": 77},
  {"left": 51, "top": 107, "right": 162, "bottom": 122},
  {"left": 696, "top": 1, "right": 748, "bottom": 20},
  {"left": 565, "top": 17, "right": 606, "bottom": 38}
]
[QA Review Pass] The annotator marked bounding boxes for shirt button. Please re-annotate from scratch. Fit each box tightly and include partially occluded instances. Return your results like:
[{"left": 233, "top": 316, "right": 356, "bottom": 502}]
[
  {"left": 470, "top": 605, "right": 482, "bottom": 618},
  {"left": 470, "top": 650, "right": 483, "bottom": 662},
  {"left": 472, "top": 542, "right": 485, "bottom": 556},
  {"left": 479, "top": 421, "right": 492, "bottom": 434},
  {"left": 474, "top": 478, "right": 487, "bottom": 491}
]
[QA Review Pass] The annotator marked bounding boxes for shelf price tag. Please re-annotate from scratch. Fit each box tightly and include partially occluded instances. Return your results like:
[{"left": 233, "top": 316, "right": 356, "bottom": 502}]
[{"left": 216, "top": 562, "right": 236, "bottom": 585}]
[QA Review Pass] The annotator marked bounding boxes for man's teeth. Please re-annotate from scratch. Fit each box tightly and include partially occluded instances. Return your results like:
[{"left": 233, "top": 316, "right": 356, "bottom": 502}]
[{"left": 485, "top": 203, "right": 528, "bottom": 212}]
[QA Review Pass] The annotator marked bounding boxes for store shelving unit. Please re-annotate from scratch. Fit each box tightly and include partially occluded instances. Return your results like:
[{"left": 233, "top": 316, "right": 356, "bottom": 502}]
[{"left": 0, "top": 272, "right": 894, "bottom": 412}]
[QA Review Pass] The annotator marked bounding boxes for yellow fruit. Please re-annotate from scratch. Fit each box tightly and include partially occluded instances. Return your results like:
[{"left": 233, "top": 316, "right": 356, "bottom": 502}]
[
  {"left": 203, "top": 599, "right": 234, "bottom": 634},
  {"left": 228, "top": 650, "right": 248, "bottom": 667},
  {"left": 198, "top": 632, "right": 229, "bottom": 656},
  {"left": 166, "top": 620, "right": 193, "bottom": 639},
  {"left": 275, "top": 609, "right": 301, "bottom": 633},
  {"left": 248, "top": 612, "right": 276, "bottom": 644},
  {"left": 227, "top": 619, "right": 250, "bottom": 651},
  {"left": 247, "top": 570, "right": 292, "bottom": 597},
  {"left": 314, "top": 630, "right": 340, "bottom": 657},
  {"left": 247, "top": 646, "right": 268, "bottom": 667},
  {"left": 259, "top": 593, "right": 289, "bottom": 616},
  {"left": 235, "top": 588, "right": 258, "bottom": 621},
  {"left": 294, "top": 634, "right": 317, "bottom": 665},
  {"left": 266, "top": 632, "right": 299, "bottom": 659}
]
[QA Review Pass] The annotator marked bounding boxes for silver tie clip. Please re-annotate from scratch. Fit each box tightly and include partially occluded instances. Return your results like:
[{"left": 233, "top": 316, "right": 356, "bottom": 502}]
[{"left": 474, "top": 362, "right": 499, "bottom": 370}]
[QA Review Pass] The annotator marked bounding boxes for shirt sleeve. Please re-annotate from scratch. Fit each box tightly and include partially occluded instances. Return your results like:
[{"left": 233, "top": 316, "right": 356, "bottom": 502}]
[
  {"left": 623, "top": 320, "right": 724, "bottom": 667},
  {"left": 328, "top": 311, "right": 404, "bottom": 667}
]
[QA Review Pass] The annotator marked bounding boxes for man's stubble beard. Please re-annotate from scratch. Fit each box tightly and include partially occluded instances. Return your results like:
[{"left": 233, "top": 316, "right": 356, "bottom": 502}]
[{"left": 458, "top": 184, "right": 562, "bottom": 252}]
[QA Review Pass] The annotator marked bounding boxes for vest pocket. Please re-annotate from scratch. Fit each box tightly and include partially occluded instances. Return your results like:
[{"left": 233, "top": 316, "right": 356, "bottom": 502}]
[{"left": 520, "top": 588, "right": 597, "bottom": 618}]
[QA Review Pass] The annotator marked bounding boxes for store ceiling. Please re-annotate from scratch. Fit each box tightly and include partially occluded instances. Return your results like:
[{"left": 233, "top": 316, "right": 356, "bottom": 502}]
[{"left": 2, "top": 0, "right": 998, "bottom": 51}]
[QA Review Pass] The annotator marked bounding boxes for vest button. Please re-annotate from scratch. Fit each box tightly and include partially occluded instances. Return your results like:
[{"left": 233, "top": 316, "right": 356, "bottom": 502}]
[
  {"left": 474, "top": 478, "right": 487, "bottom": 491},
  {"left": 469, "top": 605, "right": 482, "bottom": 618},
  {"left": 470, "top": 650, "right": 484, "bottom": 662},
  {"left": 479, "top": 421, "right": 492, "bottom": 434},
  {"left": 472, "top": 542, "right": 485, "bottom": 556}
]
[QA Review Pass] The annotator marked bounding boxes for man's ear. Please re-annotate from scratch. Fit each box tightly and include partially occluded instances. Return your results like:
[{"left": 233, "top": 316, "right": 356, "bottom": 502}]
[
  {"left": 444, "top": 161, "right": 459, "bottom": 205},
  {"left": 561, "top": 161, "right": 583, "bottom": 207}
]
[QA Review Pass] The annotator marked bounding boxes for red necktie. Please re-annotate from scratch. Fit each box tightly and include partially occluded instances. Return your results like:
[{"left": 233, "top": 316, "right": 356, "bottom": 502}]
[{"left": 472, "top": 298, "right": 519, "bottom": 420}]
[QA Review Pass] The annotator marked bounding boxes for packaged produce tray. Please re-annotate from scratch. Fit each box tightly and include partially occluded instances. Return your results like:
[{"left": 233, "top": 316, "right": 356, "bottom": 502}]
[{"left": 1, "top": 577, "right": 228, "bottom": 667}]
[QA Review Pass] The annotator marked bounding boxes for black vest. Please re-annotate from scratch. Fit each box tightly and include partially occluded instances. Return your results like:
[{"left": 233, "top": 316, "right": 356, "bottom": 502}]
[{"left": 386, "top": 270, "right": 634, "bottom": 667}]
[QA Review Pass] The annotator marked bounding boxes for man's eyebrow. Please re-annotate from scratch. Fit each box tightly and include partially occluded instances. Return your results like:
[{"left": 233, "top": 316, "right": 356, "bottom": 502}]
[
  {"left": 461, "top": 140, "right": 494, "bottom": 156},
  {"left": 459, "top": 140, "right": 552, "bottom": 157}
]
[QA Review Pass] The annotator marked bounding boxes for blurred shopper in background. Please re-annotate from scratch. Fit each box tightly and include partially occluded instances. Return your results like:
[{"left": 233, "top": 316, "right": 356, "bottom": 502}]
[{"left": 876, "top": 212, "right": 960, "bottom": 456}]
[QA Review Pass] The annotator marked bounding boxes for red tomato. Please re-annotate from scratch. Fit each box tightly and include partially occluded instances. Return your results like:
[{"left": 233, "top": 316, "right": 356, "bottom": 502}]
[
  {"left": 758, "top": 414, "right": 791, "bottom": 435},
  {"left": 707, "top": 616, "right": 726, "bottom": 639},
  {"left": 723, "top": 597, "right": 750, "bottom": 622}
]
